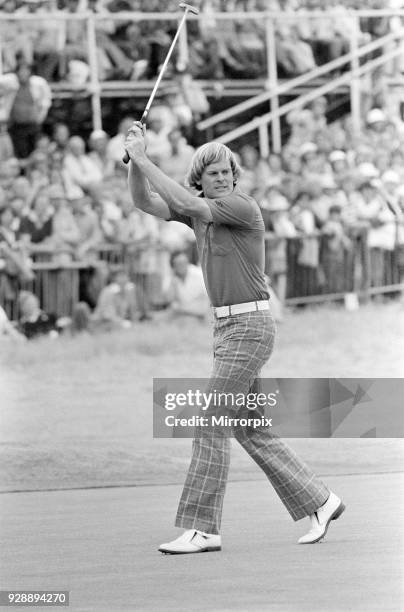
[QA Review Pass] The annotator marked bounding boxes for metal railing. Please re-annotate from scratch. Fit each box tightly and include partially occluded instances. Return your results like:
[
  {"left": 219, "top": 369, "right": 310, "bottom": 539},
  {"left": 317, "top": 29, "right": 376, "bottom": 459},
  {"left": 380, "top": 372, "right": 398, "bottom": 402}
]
[
  {"left": 2, "top": 231, "right": 403, "bottom": 321},
  {"left": 218, "top": 41, "right": 404, "bottom": 150},
  {"left": 197, "top": 27, "right": 404, "bottom": 131}
]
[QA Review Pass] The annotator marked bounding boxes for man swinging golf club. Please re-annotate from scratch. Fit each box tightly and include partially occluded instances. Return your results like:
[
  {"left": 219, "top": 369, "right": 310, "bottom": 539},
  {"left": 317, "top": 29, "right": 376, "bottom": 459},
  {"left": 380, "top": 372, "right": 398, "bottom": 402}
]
[{"left": 125, "top": 122, "right": 345, "bottom": 554}]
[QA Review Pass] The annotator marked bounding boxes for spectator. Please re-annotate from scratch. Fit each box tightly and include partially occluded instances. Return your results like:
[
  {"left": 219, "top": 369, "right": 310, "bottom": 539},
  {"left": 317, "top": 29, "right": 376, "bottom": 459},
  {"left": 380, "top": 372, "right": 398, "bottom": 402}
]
[
  {"left": 391, "top": 149, "right": 404, "bottom": 182},
  {"left": 163, "top": 82, "right": 194, "bottom": 132},
  {"left": 363, "top": 108, "right": 389, "bottom": 148},
  {"left": 1, "top": 205, "right": 20, "bottom": 246},
  {"left": 159, "top": 128, "right": 195, "bottom": 185},
  {"left": 70, "top": 194, "right": 103, "bottom": 260},
  {"left": 260, "top": 184, "right": 289, "bottom": 228},
  {"left": 0, "top": 211, "right": 35, "bottom": 305},
  {"left": 116, "top": 203, "right": 160, "bottom": 321},
  {"left": 114, "top": 22, "right": 150, "bottom": 80},
  {"left": 12, "top": 176, "right": 31, "bottom": 209},
  {"left": 354, "top": 179, "right": 396, "bottom": 287},
  {"left": 237, "top": 145, "right": 273, "bottom": 200},
  {"left": 282, "top": 153, "right": 305, "bottom": 202},
  {"left": 48, "top": 150, "right": 67, "bottom": 186},
  {"left": 290, "top": 189, "right": 321, "bottom": 296},
  {"left": 18, "top": 190, "right": 54, "bottom": 246},
  {"left": 35, "top": 133, "right": 52, "bottom": 155},
  {"left": 188, "top": 31, "right": 225, "bottom": 80},
  {"left": 165, "top": 251, "right": 208, "bottom": 321},
  {"left": 309, "top": 2, "right": 349, "bottom": 65},
  {"left": 50, "top": 123, "right": 70, "bottom": 157},
  {"left": 0, "top": 62, "right": 52, "bottom": 158},
  {"left": 63, "top": 136, "right": 103, "bottom": 197},
  {"left": 60, "top": 0, "right": 90, "bottom": 79},
  {"left": 225, "top": 20, "right": 267, "bottom": 78},
  {"left": 18, "top": 0, "right": 62, "bottom": 81},
  {"left": 26, "top": 151, "right": 50, "bottom": 188},
  {"left": 92, "top": 267, "right": 137, "bottom": 329},
  {"left": 0, "top": 303, "right": 26, "bottom": 341},
  {"left": 9, "top": 196, "right": 27, "bottom": 226},
  {"left": 144, "top": 107, "right": 174, "bottom": 164},
  {"left": 329, "top": 150, "right": 350, "bottom": 187},
  {"left": 308, "top": 97, "right": 328, "bottom": 135},
  {"left": 275, "top": 25, "right": 317, "bottom": 77},
  {"left": 0, "top": 159, "right": 21, "bottom": 201},
  {"left": 91, "top": 183, "right": 124, "bottom": 242},
  {"left": 0, "top": 0, "right": 33, "bottom": 73},
  {"left": 48, "top": 184, "right": 81, "bottom": 263},
  {"left": 88, "top": 130, "right": 115, "bottom": 179},
  {"left": 308, "top": 177, "right": 344, "bottom": 225},
  {"left": 260, "top": 189, "right": 297, "bottom": 307},
  {"left": 321, "top": 204, "right": 352, "bottom": 294},
  {"left": 285, "top": 109, "right": 315, "bottom": 153},
  {"left": 17, "top": 290, "right": 58, "bottom": 339},
  {"left": 268, "top": 152, "right": 285, "bottom": 182},
  {"left": 106, "top": 116, "right": 135, "bottom": 166},
  {"left": 69, "top": 193, "right": 106, "bottom": 308},
  {"left": 146, "top": 27, "right": 172, "bottom": 79}
]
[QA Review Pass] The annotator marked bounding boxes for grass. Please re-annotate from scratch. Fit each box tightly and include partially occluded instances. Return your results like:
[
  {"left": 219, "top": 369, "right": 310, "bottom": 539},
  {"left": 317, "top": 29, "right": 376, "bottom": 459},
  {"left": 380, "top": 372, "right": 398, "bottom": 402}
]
[{"left": 1, "top": 302, "right": 403, "bottom": 492}]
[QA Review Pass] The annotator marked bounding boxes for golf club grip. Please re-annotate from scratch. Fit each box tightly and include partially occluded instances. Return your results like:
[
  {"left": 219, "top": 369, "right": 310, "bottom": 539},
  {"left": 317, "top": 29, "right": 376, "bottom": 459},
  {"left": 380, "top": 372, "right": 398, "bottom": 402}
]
[{"left": 122, "top": 113, "right": 148, "bottom": 165}]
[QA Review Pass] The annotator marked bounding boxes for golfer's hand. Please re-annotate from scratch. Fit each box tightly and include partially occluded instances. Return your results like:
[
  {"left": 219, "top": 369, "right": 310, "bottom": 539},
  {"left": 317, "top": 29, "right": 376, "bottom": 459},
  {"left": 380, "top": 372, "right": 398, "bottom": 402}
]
[{"left": 125, "top": 122, "right": 147, "bottom": 162}]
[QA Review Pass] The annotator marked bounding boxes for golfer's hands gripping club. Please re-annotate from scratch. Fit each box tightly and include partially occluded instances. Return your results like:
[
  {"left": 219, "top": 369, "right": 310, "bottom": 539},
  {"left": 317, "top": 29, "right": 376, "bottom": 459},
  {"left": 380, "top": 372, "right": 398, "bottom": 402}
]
[{"left": 124, "top": 121, "right": 147, "bottom": 164}]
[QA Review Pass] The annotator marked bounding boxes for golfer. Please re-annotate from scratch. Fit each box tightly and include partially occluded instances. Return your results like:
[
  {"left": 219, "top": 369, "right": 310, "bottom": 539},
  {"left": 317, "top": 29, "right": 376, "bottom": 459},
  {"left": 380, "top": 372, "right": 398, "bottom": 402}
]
[{"left": 125, "top": 124, "right": 345, "bottom": 554}]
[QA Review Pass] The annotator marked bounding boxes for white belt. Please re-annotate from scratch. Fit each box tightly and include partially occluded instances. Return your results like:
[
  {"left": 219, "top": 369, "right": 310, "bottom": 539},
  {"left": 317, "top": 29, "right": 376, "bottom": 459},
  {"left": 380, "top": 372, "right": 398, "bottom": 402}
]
[{"left": 213, "top": 300, "right": 270, "bottom": 318}]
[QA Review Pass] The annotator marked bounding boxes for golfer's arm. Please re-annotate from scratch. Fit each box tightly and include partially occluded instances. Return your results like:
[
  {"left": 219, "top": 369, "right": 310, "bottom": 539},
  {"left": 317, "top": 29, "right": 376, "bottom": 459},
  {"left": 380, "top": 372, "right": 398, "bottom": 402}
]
[
  {"left": 128, "top": 161, "right": 171, "bottom": 220},
  {"left": 135, "top": 155, "right": 213, "bottom": 222}
]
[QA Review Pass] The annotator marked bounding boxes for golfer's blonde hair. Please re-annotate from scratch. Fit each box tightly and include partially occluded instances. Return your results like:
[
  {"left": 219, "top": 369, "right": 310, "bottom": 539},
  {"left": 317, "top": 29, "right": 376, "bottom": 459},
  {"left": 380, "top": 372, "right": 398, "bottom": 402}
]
[{"left": 186, "top": 142, "right": 241, "bottom": 190}]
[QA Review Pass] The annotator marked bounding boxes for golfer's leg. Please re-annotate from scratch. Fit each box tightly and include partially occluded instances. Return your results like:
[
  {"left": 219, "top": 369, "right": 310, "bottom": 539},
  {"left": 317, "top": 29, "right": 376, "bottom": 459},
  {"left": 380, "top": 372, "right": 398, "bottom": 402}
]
[
  {"left": 175, "top": 311, "right": 275, "bottom": 534},
  {"left": 175, "top": 424, "right": 230, "bottom": 535},
  {"left": 233, "top": 410, "right": 329, "bottom": 521}
]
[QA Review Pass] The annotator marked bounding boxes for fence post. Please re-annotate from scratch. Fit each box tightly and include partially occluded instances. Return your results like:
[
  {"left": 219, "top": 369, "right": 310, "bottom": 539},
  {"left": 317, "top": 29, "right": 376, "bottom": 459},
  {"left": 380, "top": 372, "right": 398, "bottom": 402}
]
[
  {"left": 258, "top": 124, "right": 270, "bottom": 159},
  {"left": 86, "top": 14, "right": 102, "bottom": 131},
  {"left": 350, "top": 13, "right": 361, "bottom": 137},
  {"left": 265, "top": 15, "right": 281, "bottom": 153},
  {"left": 361, "top": 228, "right": 371, "bottom": 302}
]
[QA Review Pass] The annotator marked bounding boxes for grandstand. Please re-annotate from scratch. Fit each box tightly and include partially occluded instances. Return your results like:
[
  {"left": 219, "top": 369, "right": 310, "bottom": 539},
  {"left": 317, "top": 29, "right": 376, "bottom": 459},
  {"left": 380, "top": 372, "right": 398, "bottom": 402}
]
[{"left": 1, "top": 0, "right": 404, "bottom": 334}]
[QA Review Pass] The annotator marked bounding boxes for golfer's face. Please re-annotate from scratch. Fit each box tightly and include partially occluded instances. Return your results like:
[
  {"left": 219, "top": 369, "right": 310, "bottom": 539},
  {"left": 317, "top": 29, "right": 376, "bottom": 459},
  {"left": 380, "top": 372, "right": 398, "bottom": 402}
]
[{"left": 201, "top": 161, "right": 234, "bottom": 199}]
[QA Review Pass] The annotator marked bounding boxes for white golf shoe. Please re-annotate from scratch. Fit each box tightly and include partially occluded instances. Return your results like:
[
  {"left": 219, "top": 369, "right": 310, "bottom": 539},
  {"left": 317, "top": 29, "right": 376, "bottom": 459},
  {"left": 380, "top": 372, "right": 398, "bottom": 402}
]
[
  {"left": 159, "top": 529, "right": 221, "bottom": 554},
  {"left": 298, "top": 491, "right": 345, "bottom": 544}
]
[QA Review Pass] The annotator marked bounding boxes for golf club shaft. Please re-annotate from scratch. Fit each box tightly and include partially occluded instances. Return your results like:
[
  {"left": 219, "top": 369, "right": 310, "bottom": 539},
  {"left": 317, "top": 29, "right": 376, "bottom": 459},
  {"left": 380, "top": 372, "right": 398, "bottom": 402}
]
[{"left": 122, "top": 10, "right": 189, "bottom": 164}]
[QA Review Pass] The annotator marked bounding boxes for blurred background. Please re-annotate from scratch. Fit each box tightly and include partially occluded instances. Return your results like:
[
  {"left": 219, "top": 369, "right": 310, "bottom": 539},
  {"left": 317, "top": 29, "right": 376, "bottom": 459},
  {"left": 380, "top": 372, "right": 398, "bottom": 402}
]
[
  {"left": 0, "top": 0, "right": 404, "bottom": 336},
  {"left": 0, "top": 0, "right": 403, "bottom": 492}
]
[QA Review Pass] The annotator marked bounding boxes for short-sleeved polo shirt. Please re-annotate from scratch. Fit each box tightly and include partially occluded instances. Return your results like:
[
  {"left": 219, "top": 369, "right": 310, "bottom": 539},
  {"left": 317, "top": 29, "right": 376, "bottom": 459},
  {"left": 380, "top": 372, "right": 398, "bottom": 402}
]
[{"left": 168, "top": 187, "right": 269, "bottom": 307}]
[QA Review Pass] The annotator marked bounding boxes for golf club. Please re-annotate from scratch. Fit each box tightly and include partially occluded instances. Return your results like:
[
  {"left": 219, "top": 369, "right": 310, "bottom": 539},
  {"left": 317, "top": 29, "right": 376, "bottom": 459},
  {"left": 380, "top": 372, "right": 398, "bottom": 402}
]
[{"left": 122, "top": 2, "right": 199, "bottom": 164}]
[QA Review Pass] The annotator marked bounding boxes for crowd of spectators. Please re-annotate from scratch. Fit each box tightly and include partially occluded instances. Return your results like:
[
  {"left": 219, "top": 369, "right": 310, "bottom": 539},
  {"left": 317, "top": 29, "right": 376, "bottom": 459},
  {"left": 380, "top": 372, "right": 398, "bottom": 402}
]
[
  {"left": 1, "top": 2, "right": 404, "bottom": 339},
  {"left": 1, "top": 91, "right": 404, "bottom": 339},
  {"left": 0, "top": 101, "right": 204, "bottom": 338},
  {"left": 238, "top": 100, "right": 404, "bottom": 303},
  {"left": 0, "top": 0, "right": 403, "bottom": 84}
]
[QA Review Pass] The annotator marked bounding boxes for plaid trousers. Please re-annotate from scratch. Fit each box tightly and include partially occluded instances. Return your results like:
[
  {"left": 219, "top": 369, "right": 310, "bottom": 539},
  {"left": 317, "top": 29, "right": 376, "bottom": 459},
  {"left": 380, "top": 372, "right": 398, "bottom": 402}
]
[{"left": 175, "top": 309, "right": 329, "bottom": 534}]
